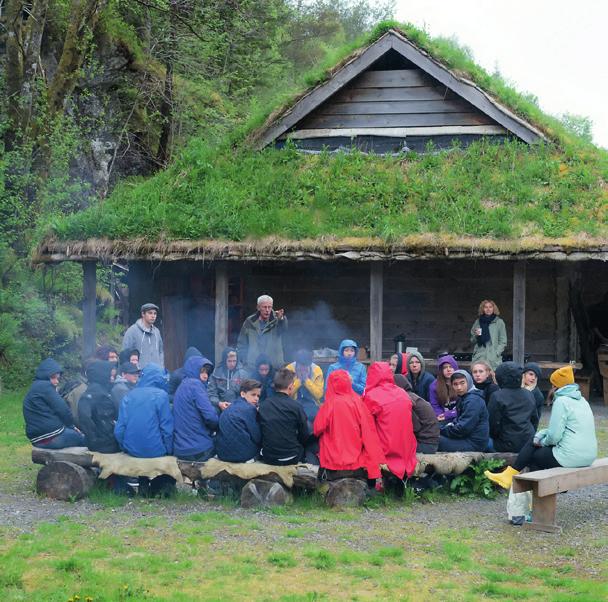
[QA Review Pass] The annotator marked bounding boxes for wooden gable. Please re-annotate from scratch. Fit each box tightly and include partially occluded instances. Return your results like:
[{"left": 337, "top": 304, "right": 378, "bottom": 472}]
[{"left": 256, "top": 30, "right": 545, "bottom": 152}]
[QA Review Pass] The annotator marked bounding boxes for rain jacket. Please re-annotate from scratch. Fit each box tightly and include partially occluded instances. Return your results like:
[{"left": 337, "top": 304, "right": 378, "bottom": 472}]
[
  {"left": 111, "top": 376, "right": 136, "bottom": 413},
  {"left": 325, "top": 339, "right": 367, "bottom": 396},
  {"left": 314, "top": 370, "right": 385, "bottom": 479},
  {"left": 488, "top": 362, "right": 538, "bottom": 453},
  {"left": 429, "top": 355, "right": 459, "bottom": 420},
  {"left": 114, "top": 364, "right": 173, "bottom": 457},
  {"left": 237, "top": 310, "right": 288, "bottom": 369},
  {"left": 537, "top": 384, "right": 597, "bottom": 467},
  {"left": 168, "top": 346, "right": 203, "bottom": 398},
  {"left": 122, "top": 318, "right": 164, "bottom": 369},
  {"left": 208, "top": 347, "right": 248, "bottom": 409},
  {"left": 363, "top": 362, "right": 417, "bottom": 479},
  {"left": 475, "top": 376, "right": 500, "bottom": 406},
  {"left": 406, "top": 351, "right": 434, "bottom": 401},
  {"left": 471, "top": 315, "right": 507, "bottom": 370},
  {"left": 23, "top": 359, "right": 75, "bottom": 444},
  {"left": 78, "top": 361, "right": 119, "bottom": 453},
  {"left": 286, "top": 361, "right": 324, "bottom": 423},
  {"left": 523, "top": 362, "right": 545, "bottom": 417},
  {"left": 249, "top": 354, "right": 274, "bottom": 402},
  {"left": 216, "top": 398, "right": 262, "bottom": 462},
  {"left": 440, "top": 371, "right": 489, "bottom": 452},
  {"left": 173, "top": 355, "right": 218, "bottom": 458}
]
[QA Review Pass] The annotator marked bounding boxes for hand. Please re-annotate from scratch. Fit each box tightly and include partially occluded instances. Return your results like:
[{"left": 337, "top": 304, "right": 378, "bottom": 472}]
[
  {"left": 219, "top": 401, "right": 231, "bottom": 411},
  {"left": 475, "top": 327, "right": 482, "bottom": 336},
  {"left": 276, "top": 308, "right": 285, "bottom": 320},
  {"left": 437, "top": 413, "right": 445, "bottom": 421}
]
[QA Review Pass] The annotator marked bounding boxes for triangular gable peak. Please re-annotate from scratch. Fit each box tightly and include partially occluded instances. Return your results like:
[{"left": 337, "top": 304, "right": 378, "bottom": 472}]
[{"left": 255, "top": 29, "right": 545, "bottom": 152}]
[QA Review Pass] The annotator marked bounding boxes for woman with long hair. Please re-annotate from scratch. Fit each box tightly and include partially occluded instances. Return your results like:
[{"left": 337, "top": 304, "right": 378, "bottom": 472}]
[
  {"left": 428, "top": 355, "right": 459, "bottom": 421},
  {"left": 471, "top": 360, "right": 499, "bottom": 405},
  {"left": 471, "top": 300, "right": 507, "bottom": 370}
]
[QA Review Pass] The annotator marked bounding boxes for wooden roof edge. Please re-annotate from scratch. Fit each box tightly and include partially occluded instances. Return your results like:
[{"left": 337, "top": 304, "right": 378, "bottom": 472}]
[
  {"left": 252, "top": 29, "right": 547, "bottom": 149},
  {"left": 34, "top": 237, "right": 608, "bottom": 264}
]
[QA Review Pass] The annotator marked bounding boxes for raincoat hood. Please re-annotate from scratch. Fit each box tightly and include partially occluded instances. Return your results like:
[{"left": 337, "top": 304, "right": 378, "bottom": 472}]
[
  {"left": 86, "top": 360, "right": 115, "bottom": 390},
  {"left": 451, "top": 369, "right": 476, "bottom": 392},
  {"left": 35, "top": 358, "right": 63, "bottom": 380},
  {"left": 184, "top": 346, "right": 203, "bottom": 363},
  {"left": 220, "top": 346, "right": 240, "bottom": 368},
  {"left": 137, "top": 363, "right": 167, "bottom": 390},
  {"left": 119, "top": 348, "right": 139, "bottom": 365},
  {"left": 495, "top": 361, "right": 523, "bottom": 389},
  {"left": 255, "top": 353, "right": 273, "bottom": 370},
  {"left": 338, "top": 339, "right": 359, "bottom": 368},
  {"left": 184, "top": 355, "right": 214, "bottom": 379},
  {"left": 523, "top": 362, "right": 542, "bottom": 381},
  {"left": 437, "top": 354, "right": 459, "bottom": 372},
  {"left": 326, "top": 369, "right": 355, "bottom": 398},
  {"left": 366, "top": 362, "right": 394, "bottom": 390},
  {"left": 407, "top": 350, "right": 426, "bottom": 373}
]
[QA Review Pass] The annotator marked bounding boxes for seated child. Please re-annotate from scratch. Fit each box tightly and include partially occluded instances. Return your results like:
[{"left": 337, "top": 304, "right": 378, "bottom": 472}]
[
  {"left": 429, "top": 355, "right": 459, "bottom": 421},
  {"left": 286, "top": 349, "right": 324, "bottom": 424},
  {"left": 216, "top": 379, "right": 263, "bottom": 463},
  {"left": 250, "top": 354, "right": 274, "bottom": 402},
  {"left": 258, "top": 369, "right": 311, "bottom": 466},
  {"left": 208, "top": 347, "right": 248, "bottom": 412},
  {"left": 326, "top": 339, "right": 366, "bottom": 395},
  {"left": 471, "top": 360, "right": 499, "bottom": 405},
  {"left": 438, "top": 370, "right": 489, "bottom": 452},
  {"left": 522, "top": 362, "right": 545, "bottom": 417},
  {"left": 314, "top": 370, "right": 385, "bottom": 480}
]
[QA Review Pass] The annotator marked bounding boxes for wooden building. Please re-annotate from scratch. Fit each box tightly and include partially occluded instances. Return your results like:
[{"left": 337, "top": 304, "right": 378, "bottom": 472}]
[{"left": 37, "top": 29, "right": 608, "bottom": 373}]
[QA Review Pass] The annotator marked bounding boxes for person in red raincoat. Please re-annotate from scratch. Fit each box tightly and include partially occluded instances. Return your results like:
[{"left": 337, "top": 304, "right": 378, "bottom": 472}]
[
  {"left": 363, "top": 362, "right": 418, "bottom": 482},
  {"left": 313, "top": 370, "right": 385, "bottom": 480}
]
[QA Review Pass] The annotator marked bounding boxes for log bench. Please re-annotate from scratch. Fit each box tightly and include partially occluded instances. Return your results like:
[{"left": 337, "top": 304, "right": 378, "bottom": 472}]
[{"left": 512, "top": 458, "right": 608, "bottom": 533}]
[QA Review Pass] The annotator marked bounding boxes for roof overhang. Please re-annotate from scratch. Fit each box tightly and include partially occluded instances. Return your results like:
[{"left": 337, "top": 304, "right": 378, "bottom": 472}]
[{"left": 35, "top": 236, "right": 608, "bottom": 264}]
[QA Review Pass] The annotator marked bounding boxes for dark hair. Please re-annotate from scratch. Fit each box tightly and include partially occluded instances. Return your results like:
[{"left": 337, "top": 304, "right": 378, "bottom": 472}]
[
  {"left": 240, "top": 379, "right": 262, "bottom": 393},
  {"left": 201, "top": 363, "right": 213, "bottom": 375},
  {"left": 273, "top": 368, "right": 295, "bottom": 391},
  {"left": 95, "top": 345, "right": 117, "bottom": 360}
]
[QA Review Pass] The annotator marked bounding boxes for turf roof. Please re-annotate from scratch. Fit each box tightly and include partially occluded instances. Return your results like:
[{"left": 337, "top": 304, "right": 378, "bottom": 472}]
[{"left": 41, "top": 23, "right": 608, "bottom": 257}]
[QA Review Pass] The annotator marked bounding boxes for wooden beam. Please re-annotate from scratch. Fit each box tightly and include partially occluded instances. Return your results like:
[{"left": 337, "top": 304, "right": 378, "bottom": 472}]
[
  {"left": 283, "top": 125, "right": 507, "bottom": 139},
  {"left": 214, "top": 263, "right": 229, "bottom": 365},
  {"left": 512, "top": 261, "right": 526, "bottom": 365},
  {"left": 370, "top": 262, "right": 384, "bottom": 361},
  {"left": 82, "top": 261, "right": 96, "bottom": 360}
]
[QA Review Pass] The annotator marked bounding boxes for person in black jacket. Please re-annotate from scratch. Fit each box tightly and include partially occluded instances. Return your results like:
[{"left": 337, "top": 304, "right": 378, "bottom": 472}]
[
  {"left": 487, "top": 362, "right": 538, "bottom": 453},
  {"left": 249, "top": 354, "right": 275, "bottom": 403},
  {"left": 258, "top": 368, "right": 311, "bottom": 466},
  {"left": 168, "top": 346, "right": 203, "bottom": 400},
  {"left": 471, "top": 360, "right": 499, "bottom": 405},
  {"left": 216, "top": 379, "right": 263, "bottom": 462},
  {"left": 523, "top": 362, "right": 545, "bottom": 418},
  {"left": 438, "top": 370, "right": 489, "bottom": 452},
  {"left": 78, "top": 360, "right": 120, "bottom": 453},
  {"left": 23, "top": 359, "right": 86, "bottom": 449}
]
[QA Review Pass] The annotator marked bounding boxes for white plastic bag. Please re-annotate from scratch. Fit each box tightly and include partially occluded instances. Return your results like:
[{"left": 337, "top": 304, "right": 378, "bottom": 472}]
[{"left": 507, "top": 485, "right": 532, "bottom": 524}]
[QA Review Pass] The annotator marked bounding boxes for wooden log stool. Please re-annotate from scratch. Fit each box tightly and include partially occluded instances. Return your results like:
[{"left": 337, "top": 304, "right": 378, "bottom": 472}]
[{"left": 36, "top": 461, "right": 97, "bottom": 501}]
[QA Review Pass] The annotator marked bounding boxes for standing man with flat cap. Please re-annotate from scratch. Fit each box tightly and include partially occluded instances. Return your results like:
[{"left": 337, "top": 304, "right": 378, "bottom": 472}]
[{"left": 122, "top": 303, "right": 165, "bottom": 369}]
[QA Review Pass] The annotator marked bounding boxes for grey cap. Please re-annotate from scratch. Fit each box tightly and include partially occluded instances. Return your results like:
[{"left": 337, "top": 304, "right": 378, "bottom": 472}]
[{"left": 140, "top": 303, "right": 159, "bottom": 313}]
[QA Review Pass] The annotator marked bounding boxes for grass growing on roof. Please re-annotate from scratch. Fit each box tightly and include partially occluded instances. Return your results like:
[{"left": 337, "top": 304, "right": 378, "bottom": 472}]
[{"left": 47, "top": 137, "right": 608, "bottom": 243}]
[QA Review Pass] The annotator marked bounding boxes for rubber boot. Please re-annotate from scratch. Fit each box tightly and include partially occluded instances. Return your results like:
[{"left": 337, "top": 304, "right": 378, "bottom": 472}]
[{"left": 484, "top": 466, "right": 520, "bottom": 490}]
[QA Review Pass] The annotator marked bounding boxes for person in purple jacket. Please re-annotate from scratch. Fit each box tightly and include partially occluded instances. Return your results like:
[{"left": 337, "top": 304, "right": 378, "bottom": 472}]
[
  {"left": 429, "top": 355, "right": 459, "bottom": 422},
  {"left": 172, "top": 355, "right": 218, "bottom": 462}
]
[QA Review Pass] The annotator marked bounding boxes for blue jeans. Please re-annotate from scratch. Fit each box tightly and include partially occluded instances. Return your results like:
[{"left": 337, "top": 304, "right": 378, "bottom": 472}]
[{"left": 34, "top": 427, "right": 86, "bottom": 449}]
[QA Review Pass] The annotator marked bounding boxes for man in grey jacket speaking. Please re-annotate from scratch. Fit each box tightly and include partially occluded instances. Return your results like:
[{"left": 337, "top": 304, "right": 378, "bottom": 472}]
[{"left": 122, "top": 303, "right": 164, "bottom": 369}]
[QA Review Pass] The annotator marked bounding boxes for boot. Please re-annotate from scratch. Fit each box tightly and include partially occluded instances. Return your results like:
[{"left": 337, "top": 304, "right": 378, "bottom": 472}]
[{"left": 484, "top": 466, "right": 520, "bottom": 490}]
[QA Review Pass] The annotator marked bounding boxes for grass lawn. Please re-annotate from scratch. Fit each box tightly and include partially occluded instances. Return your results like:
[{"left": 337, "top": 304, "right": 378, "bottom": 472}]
[{"left": 1, "top": 389, "right": 607, "bottom": 602}]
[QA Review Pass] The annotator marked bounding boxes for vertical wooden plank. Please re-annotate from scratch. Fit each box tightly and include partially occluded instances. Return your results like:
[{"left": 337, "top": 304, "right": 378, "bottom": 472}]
[
  {"left": 512, "top": 261, "right": 526, "bottom": 365},
  {"left": 555, "top": 269, "right": 570, "bottom": 362},
  {"left": 370, "top": 262, "right": 384, "bottom": 361},
  {"left": 82, "top": 262, "right": 97, "bottom": 360},
  {"left": 214, "top": 263, "right": 229, "bottom": 366}
]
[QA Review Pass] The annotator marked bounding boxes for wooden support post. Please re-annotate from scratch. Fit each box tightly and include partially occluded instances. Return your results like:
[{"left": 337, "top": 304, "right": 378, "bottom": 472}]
[
  {"left": 555, "top": 270, "right": 570, "bottom": 362},
  {"left": 370, "top": 262, "right": 384, "bottom": 361},
  {"left": 214, "top": 263, "right": 229, "bottom": 366},
  {"left": 512, "top": 261, "right": 526, "bottom": 366},
  {"left": 82, "top": 262, "right": 97, "bottom": 360}
]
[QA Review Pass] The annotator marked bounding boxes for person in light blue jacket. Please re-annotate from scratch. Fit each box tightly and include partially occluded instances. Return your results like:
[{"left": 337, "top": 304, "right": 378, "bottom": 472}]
[
  {"left": 325, "top": 339, "right": 366, "bottom": 396},
  {"left": 485, "top": 365, "right": 597, "bottom": 489}
]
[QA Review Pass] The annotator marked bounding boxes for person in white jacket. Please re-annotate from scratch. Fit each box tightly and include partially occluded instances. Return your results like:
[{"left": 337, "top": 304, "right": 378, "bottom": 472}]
[{"left": 122, "top": 303, "right": 164, "bottom": 369}]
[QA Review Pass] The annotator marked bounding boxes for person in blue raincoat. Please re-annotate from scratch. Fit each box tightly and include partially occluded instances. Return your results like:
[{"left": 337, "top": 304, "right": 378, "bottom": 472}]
[{"left": 325, "top": 339, "right": 366, "bottom": 396}]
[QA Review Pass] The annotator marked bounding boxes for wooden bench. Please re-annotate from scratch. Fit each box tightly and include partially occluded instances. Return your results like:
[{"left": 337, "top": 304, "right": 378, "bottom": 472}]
[{"left": 512, "top": 458, "right": 608, "bottom": 533}]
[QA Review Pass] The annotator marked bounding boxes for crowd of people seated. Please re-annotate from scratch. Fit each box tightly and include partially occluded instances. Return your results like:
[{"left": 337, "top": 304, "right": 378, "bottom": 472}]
[{"left": 22, "top": 296, "right": 598, "bottom": 498}]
